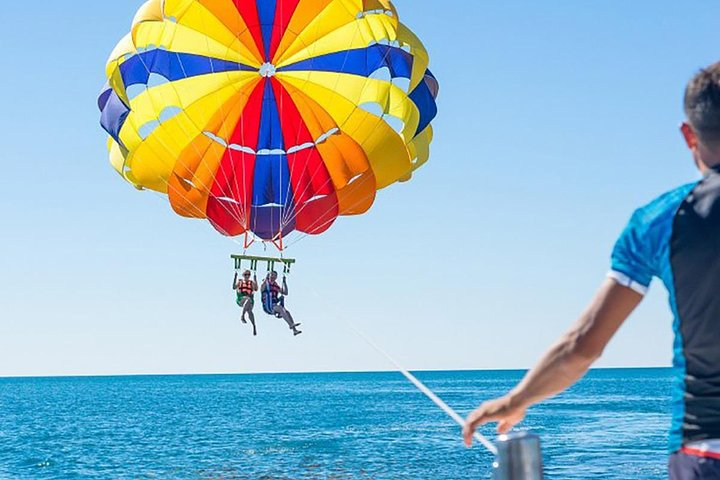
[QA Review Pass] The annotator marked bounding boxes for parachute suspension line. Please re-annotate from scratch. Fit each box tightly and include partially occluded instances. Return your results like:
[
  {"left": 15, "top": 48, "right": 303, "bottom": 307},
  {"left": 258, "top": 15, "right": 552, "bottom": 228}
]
[
  {"left": 143, "top": 188, "right": 245, "bottom": 252},
  {"left": 117, "top": 72, "right": 246, "bottom": 238},
  {"left": 272, "top": 229, "right": 285, "bottom": 251},
  {"left": 244, "top": 232, "right": 255, "bottom": 250},
  {"left": 109, "top": 12, "right": 429, "bottom": 255},
  {"left": 274, "top": 18, "right": 364, "bottom": 238},
  {"left": 277, "top": 19, "right": 365, "bottom": 237},
  {"left": 281, "top": 23, "right": 406, "bottom": 250},
  {"left": 130, "top": 131, "right": 251, "bottom": 250},
  {"left": 134, "top": 132, "right": 251, "bottom": 256},
  {"left": 280, "top": 150, "right": 336, "bottom": 237},
  {"left": 277, "top": 45, "right": 313, "bottom": 233},
  {"left": 283, "top": 113, "right": 421, "bottom": 251},
  {"left": 284, "top": 161, "right": 377, "bottom": 247},
  {"left": 278, "top": 80, "right": 294, "bottom": 232},
  {"left": 127, "top": 50, "right": 250, "bottom": 234},
  {"left": 282, "top": 167, "right": 379, "bottom": 250},
  {"left": 196, "top": 10, "right": 251, "bottom": 231},
  {"left": 139, "top": 43, "right": 348, "bottom": 248},
  {"left": 306, "top": 287, "right": 497, "bottom": 456},
  {"left": 169, "top": 8, "right": 258, "bottom": 233}
]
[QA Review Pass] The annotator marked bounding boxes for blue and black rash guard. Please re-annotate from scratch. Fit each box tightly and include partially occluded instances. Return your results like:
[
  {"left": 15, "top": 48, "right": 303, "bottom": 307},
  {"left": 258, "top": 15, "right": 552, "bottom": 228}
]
[{"left": 610, "top": 168, "right": 720, "bottom": 452}]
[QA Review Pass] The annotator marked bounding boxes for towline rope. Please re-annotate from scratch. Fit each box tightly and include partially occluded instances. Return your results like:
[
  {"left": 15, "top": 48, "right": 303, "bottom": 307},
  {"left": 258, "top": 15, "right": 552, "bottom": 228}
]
[{"left": 309, "top": 290, "right": 498, "bottom": 455}]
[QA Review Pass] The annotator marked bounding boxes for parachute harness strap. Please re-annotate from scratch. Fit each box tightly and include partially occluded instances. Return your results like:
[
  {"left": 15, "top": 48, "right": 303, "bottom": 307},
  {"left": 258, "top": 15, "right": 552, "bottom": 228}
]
[{"left": 243, "top": 232, "right": 255, "bottom": 250}]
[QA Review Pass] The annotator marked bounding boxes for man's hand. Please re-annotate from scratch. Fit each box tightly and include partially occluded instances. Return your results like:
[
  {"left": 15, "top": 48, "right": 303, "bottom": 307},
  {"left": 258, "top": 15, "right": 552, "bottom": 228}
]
[
  {"left": 461, "top": 279, "right": 643, "bottom": 448},
  {"left": 463, "top": 395, "right": 527, "bottom": 447}
]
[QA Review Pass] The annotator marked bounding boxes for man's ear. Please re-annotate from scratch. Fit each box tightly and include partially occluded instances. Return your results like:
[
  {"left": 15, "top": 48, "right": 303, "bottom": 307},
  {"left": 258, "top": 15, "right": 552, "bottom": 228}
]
[{"left": 681, "top": 122, "right": 698, "bottom": 150}]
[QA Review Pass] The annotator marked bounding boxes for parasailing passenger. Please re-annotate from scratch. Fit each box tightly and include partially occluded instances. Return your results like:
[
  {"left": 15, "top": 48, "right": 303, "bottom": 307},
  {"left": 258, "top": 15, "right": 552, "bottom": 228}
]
[
  {"left": 262, "top": 271, "right": 301, "bottom": 337},
  {"left": 233, "top": 269, "right": 258, "bottom": 336}
]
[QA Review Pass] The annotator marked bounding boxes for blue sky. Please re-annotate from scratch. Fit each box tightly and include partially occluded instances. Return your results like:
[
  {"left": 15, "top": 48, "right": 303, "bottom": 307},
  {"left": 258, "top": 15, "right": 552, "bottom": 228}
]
[{"left": 1, "top": 1, "right": 718, "bottom": 377}]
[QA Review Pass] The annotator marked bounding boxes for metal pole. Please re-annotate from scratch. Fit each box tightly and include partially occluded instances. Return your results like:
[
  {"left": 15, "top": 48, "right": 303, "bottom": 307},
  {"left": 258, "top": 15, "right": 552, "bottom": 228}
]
[{"left": 493, "top": 432, "right": 544, "bottom": 480}]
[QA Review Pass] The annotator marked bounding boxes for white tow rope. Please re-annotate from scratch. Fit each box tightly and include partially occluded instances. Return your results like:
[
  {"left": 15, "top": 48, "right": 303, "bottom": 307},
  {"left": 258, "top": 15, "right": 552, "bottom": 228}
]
[{"left": 347, "top": 324, "right": 498, "bottom": 455}]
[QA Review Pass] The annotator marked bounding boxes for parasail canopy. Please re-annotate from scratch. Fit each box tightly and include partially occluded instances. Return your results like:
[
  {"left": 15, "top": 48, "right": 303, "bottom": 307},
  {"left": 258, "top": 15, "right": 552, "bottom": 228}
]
[{"left": 99, "top": 0, "right": 439, "bottom": 247}]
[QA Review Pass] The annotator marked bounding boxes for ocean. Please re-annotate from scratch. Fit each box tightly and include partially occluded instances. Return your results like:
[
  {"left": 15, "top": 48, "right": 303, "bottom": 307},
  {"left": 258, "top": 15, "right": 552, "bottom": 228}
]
[{"left": 0, "top": 368, "right": 673, "bottom": 479}]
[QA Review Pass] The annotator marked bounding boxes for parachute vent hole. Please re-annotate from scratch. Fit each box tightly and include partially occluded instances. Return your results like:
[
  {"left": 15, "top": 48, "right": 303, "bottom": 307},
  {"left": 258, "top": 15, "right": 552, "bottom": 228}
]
[
  {"left": 228, "top": 143, "right": 255, "bottom": 154},
  {"left": 138, "top": 120, "right": 160, "bottom": 140},
  {"left": 180, "top": 178, "right": 197, "bottom": 190},
  {"left": 147, "top": 73, "right": 170, "bottom": 88},
  {"left": 215, "top": 196, "right": 242, "bottom": 206},
  {"left": 158, "top": 106, "right": 182, "bottom": 122},
  {"left": 305, "top": 195, "right": 327, "bottom": 204},
  {"left": 382, "top": 115, "right": 405, "bottom": 134},
  {"left": 126, "top": 84, "right": 147, "bottom": 100},
  {"left": 347, "top": 173, "right": 363, "bottom": 185},
  {"left": 203, "top": 131, "right": 228, "bottom": 147},
  {"left": 356, "top": 9, "right": 393, "bottom": 19}
]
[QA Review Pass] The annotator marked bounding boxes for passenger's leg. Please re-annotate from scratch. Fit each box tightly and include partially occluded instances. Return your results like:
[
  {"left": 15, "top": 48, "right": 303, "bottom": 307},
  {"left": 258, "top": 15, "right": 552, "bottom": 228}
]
[
  {"left": 274, "top": 305, "right": 301, "bottom": 333},
  {"left": 238, "top": 297, "right": 248, "bottom": 323},
  {"left": 244, "top": 299, "right": 257, "bottom": 336}
]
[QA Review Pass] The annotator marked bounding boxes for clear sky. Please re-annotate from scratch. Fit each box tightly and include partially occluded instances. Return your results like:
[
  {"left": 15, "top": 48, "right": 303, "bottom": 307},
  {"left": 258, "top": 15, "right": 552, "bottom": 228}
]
[{"left": 1, "top": 1, "right": 719, "bottom": 377}]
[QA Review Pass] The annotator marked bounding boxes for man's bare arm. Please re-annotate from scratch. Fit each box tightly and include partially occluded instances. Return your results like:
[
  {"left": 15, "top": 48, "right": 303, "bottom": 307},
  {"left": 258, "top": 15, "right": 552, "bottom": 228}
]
[
  {"left": 463, "top": 278, "right": 644, "bottom": 445},
  {"left": 281, "top": 277, "right": 288, "bottom": 295}
]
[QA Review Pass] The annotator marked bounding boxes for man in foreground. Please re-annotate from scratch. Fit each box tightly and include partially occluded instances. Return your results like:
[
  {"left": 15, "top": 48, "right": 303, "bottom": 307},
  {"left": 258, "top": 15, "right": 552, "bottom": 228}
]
[{"left": 463, "top": 63, "right": 720, "bottom": 479}]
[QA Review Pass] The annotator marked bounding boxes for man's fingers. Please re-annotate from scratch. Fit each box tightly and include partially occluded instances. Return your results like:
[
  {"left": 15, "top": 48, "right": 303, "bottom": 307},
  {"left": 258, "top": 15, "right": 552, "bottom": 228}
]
[
  {"left": 497, "top": 420, "right": 512, "bottom": 434},
  {"left": 462, "top": 425, "right": 474, "bottom": 447},
  {"left": 462, "top": 409, "right": 486, "bottom": 447},
  {"left": 463, "top": 397, "right": 527, "bottom": 447},
  {"left": 463, "top": 404, "right": 500, "bottom": 447},
  {"left": 497, "top": 411, "right": 525, "bottom": 434}
]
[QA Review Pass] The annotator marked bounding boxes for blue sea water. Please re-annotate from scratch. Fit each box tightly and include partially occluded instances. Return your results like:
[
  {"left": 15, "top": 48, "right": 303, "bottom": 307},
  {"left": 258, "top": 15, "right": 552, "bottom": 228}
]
[{"left": 0, "top": 368, "right": 673, "bottom": 479}]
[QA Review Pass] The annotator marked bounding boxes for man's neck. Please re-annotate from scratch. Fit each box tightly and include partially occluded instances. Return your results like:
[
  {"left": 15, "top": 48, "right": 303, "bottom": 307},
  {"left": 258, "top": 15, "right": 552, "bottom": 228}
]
[{"left": 700, "top": 158, "right": 720, "bottom": 174}]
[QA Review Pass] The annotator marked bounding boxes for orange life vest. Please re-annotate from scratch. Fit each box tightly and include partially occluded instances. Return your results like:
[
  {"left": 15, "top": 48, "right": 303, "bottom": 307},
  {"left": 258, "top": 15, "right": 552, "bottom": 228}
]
[{"left": 237, "top": 279, "right": 254, "bottom": 295}]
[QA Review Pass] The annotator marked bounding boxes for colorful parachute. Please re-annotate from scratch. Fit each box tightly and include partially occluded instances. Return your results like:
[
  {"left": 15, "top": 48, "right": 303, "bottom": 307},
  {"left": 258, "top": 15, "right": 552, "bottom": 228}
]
[{"left": 99, "top": 0, "right": 438, "bottom": 248}]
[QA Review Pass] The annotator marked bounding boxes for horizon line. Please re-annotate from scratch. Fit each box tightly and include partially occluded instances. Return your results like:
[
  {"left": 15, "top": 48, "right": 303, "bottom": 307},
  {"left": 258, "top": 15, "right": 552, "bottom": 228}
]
[{"left": 0, "top": 365, "right": 673, "bottom": 381}]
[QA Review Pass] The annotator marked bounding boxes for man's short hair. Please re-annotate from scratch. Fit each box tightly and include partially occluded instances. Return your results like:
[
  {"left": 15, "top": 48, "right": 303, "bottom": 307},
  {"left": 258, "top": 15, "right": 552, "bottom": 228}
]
[{"left": 685, "top": 62, "right": 720, "bottom": 146}]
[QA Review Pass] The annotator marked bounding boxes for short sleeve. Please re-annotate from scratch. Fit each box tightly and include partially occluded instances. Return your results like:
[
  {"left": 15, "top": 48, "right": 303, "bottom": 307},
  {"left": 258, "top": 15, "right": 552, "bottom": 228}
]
[
  {"left": 608, "top": 182, "right": 698, "bottom": 296},
  {"left": 609, "top": 209, "right": 656, "bottom": 295}
]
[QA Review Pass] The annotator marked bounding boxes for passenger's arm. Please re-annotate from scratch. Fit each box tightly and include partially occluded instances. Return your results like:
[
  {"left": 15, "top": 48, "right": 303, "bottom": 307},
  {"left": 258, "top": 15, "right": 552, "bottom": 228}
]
[{"left": 463, "top": 278, "right": 644, "bottom": 445}]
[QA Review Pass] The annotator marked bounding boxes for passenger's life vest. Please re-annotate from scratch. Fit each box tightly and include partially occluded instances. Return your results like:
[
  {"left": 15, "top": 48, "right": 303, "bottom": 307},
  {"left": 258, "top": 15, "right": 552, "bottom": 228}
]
[
  {"left": 261, "top": 282, "right": 282, "bottom": 316},
  {"left": 267, "top": 282, "right": 280, "bottom": 301},
  {"left": 237, "top": 279, "right": 254, "bottom": 295}
]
